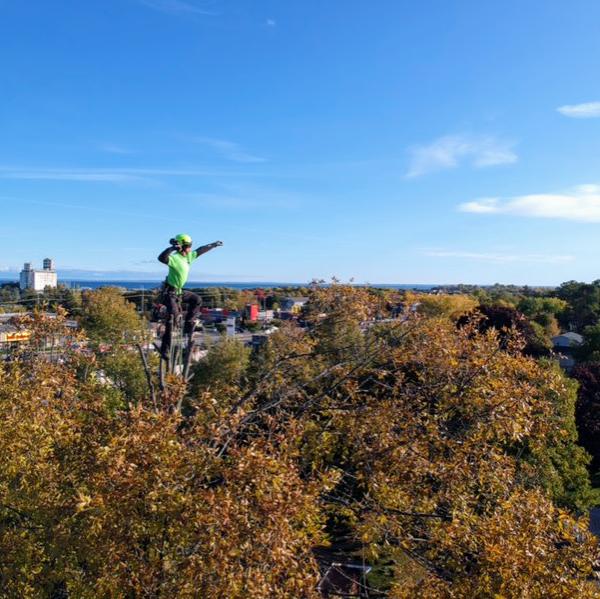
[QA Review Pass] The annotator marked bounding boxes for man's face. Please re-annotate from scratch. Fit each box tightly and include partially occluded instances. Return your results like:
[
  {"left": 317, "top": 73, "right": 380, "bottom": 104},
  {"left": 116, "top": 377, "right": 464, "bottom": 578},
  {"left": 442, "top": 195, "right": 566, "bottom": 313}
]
[{"left": 180, "top": 245, "right": 192, "bottom": 256}]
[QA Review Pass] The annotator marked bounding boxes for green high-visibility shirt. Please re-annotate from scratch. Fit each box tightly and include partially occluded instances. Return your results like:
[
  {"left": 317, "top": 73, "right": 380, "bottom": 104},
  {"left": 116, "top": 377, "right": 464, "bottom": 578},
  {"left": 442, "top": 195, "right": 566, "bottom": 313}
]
[{"left": 166, "top": 251, "right": 198, "bottom": 292}]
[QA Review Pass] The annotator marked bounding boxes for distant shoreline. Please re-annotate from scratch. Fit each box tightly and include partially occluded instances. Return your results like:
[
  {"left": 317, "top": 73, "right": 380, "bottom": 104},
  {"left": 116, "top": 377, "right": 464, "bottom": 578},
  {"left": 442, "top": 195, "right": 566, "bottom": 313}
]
[
  {"left": 0, "top": 278, "right": 443, "bottom": 291},
  {"left": 0, "top": 277, "right": 559, "bottom": 291}
]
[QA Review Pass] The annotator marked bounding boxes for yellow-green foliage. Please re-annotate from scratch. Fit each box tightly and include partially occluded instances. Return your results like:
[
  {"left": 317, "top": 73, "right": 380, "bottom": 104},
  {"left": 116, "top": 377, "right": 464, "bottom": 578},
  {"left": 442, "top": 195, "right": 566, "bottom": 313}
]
[
  {"left": 405, "top": 291, "right": 478, "bottom": 320},
  {"left": 0, "top": 354, "right": 326, "bottom": 598},
  {"left": 1, "top": 294, "right": 598, "bottom": 598},
  {"left": 80, "top": 287, "right": 144, "bottom": 344}
]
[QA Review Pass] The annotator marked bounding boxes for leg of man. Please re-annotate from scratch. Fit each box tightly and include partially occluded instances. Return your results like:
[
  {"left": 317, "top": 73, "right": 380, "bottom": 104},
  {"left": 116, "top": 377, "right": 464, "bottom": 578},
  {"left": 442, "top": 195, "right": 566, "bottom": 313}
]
[
  {"left": 162, "top": 289, "right": 181, "bottom": 357},
  {"left": 182, "top": 290, "right": 202, "bottom": 336}
]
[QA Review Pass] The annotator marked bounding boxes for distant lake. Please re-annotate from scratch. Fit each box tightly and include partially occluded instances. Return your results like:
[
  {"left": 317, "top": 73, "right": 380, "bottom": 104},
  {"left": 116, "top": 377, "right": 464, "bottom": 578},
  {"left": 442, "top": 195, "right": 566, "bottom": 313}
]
[{"left": 0, "top": 276, "right": 441, "bottom": 291}]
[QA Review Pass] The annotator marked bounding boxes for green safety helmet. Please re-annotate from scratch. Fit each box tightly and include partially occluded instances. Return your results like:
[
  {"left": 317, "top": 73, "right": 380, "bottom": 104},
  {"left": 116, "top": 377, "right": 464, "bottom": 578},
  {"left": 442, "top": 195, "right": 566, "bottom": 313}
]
[{"left": 175, "top": 233, "right": 192, "bottom": 246}]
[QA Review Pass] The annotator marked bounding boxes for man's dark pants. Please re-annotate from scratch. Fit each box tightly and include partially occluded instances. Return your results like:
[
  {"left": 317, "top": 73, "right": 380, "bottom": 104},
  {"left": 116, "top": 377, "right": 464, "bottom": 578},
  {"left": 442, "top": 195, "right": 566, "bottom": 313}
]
[{"left": 161, "top": 287, "right": 201, "bottom": 356}]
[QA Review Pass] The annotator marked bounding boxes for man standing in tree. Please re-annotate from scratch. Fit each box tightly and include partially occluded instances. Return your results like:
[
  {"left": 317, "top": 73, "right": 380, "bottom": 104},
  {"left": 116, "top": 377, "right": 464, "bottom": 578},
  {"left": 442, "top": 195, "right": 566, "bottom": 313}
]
[{"left": 158, "top": 234, "right": 223, "bottom": 356}]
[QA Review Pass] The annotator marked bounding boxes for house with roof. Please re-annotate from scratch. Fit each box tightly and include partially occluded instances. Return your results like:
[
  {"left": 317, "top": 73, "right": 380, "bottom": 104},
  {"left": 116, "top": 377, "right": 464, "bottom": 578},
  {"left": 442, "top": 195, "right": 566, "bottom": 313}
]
[{"left": 551, "top": 332, "right": 584, "bottom": 371}]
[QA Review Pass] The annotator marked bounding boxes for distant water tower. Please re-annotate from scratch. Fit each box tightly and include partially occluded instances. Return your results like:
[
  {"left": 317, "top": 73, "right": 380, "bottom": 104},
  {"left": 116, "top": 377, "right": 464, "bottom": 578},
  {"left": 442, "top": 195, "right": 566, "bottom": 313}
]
[{"left": 43, "top": 258, "right": 55, "bottom": 271}]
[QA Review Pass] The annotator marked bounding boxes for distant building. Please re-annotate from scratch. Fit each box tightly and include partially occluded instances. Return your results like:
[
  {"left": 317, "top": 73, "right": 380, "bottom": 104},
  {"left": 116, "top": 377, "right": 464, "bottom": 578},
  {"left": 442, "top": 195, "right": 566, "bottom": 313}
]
[
  {"left": 280, "top": 297, "right": 309, "bottom": 315},
  {"left": 552, "top": 331, "right": 584, "bottom": 348},
  {"left": 226, "top": 316, "right": 237, "bottom": 337},
  {"left": 245, "top": 304, "right": 259, "bottom": 322},
  {"left": 552, "top": 332, "right": 584, "bottom": 371},
  {"left": 251, "top": 334, "right": 269, "bottom": 350},
  {"left": 0, "top": 323, "right": 31, "bottom": 344},
  {"left": 19, "top": 258, "right": 58, "bottom": 291},
  {"left": 258, "top": 309, "right": 274, "bottom": 321}
]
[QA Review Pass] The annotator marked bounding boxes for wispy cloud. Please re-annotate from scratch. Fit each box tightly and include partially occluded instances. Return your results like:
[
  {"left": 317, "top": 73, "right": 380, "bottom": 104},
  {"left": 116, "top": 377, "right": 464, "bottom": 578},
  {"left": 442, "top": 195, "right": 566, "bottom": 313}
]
[
  {"left": 6, "top": 197, "right": 208, "bottom": 228},
  {"left": 98, "top": 143, "right": 133, "bottom": 155},
  {"left": 406, "top": 134, "right": 517, "bottom": 178},
  {"left": 0, "top": 167, "right": 142, "bottom": 183},
  {"left": 188, "top": 182, "right": 304, "bottom": 211},
  {"left": 8, "top": 198, "right": 160, "bottom": 219},
  {"left": 191, "top": 137, "right": 267, "bottom": 163},
  {"left": 459, "top": 184, "right": 600, "bottom": 222},
  {"left": 266, "top": 19, "right": 276, "bottom": 27},
  {"left": 0, "top": 165, "right": 266, "bottom": 183},
  {"left": 193, "top": 193, "right": 275, "bottom": 210},
  {"left": 557, "top": 102, "right": 600, "bottom": 118},
  {"left": 138, "top": 0, "right": 216, "bottom": 15},
  {"left": 423, "top": 249, "right": 574, "bottom": 264}
]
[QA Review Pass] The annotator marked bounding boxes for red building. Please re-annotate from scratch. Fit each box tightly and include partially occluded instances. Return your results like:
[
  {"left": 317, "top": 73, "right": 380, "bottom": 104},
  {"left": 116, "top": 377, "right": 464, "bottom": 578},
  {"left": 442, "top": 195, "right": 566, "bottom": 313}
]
[{"left": 246, "top": 304, "right": 259, "bottom": 322}]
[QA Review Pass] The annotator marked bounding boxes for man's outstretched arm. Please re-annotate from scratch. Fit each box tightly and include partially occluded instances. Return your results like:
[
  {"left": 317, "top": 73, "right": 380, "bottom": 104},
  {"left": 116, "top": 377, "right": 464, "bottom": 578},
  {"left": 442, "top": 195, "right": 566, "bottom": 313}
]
[{"left": 194, "top": 240, "right": 223, "bottom": 257}]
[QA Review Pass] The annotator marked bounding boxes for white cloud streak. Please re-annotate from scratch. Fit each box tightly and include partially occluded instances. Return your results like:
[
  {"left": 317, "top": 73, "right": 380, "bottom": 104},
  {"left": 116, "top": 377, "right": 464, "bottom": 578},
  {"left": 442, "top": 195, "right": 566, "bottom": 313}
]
[
  {"left": 0, "top": 169, "right": 142, "bottom": 182},
  {"left": 190, "top": 187, "right": 301, "bottom": 211},
  {"left": 557, "top": 102, "right": 600, "bottom": 118},
  {"left": 98, "top": 143, "right": 133, "bottom": 155},
  {"left": 460, "top": 184, "right": 600, "bottom": 222},
  {"left": 193, "top": 193, "right": 281, "bottom": 210},
  {"left": 191, "top": 137, "right": 267, "bottom": 163},
  {"left": 183, "top": 180, "right": 308, "bottom": 212},
  {"left": 138, "top": 0, "right": 215, "bottom": 15},
  {"left": 423, "top": 249, "right": 574, "bottom": 264},
  {"left": 0, "top": 165, "right": 266, "bottom": 183},
  {"left": 3, "top": 198, "right": 209, "bottom": 228},
  {"left": 406, "top": 134, "right": 517, "bottom": 178}
]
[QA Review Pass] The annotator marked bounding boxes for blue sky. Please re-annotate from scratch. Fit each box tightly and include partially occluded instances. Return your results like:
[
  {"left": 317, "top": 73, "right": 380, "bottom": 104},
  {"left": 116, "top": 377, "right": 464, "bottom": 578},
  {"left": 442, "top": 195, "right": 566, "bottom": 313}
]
[{"left": 2, "top": 0, "right": 600, "bottom": 284}]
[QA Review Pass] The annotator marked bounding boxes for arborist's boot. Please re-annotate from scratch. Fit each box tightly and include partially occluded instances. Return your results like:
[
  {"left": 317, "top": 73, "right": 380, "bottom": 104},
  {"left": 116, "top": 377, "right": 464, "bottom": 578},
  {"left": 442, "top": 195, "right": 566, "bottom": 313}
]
[
  {"left": 160, "top": 340, "right": 170, "bottom": 360},
  {"left": 160, "top": 326, "right": 172, "bottom": 359},
  {"left": 181, "top": 323, "right": 193, "bottom": 350}
]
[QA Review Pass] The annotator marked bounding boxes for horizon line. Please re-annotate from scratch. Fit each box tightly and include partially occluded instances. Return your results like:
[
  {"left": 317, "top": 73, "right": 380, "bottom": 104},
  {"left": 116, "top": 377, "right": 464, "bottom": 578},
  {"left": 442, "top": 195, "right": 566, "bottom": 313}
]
[{"left": 0, "top": 274, "right": 558, "bottom": 288}]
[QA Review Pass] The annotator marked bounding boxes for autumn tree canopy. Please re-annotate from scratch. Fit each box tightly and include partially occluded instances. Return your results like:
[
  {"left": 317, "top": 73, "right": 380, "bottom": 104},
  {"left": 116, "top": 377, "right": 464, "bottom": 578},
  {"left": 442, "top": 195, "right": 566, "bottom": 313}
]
[
  {"left": 571, "top": 361, "right": 600, "bottom": 482},
  {"left": 0, "top": 290, "right": 598, "bottom": 598},
  {"left": 80, "top": 286, "right": 144, "bottom": 344}
]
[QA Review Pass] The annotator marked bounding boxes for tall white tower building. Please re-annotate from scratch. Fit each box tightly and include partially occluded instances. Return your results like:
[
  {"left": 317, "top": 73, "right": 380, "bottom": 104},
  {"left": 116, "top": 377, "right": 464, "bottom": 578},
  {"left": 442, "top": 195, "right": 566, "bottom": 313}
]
[{"left": 19, "top": 258, "right": 58, "bottom": 291}]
